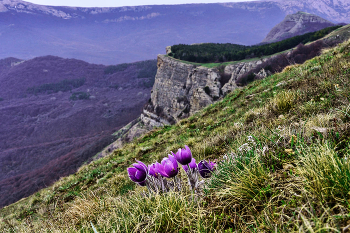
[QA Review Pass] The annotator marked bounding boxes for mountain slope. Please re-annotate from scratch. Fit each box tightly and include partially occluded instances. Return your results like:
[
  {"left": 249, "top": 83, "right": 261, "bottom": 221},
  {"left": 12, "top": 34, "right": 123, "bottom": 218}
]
[
  {"left": 0, "top": 56, "right": 157, "bottom": 208},
  {"left": 0, "top": 0, "right": 350, "bottom": 64},
  {"left": 269, "top": 0, "right": 350, "bottom": 23},
  {"left": 262, "top": 11, "right": 336, "bottom": 43},
  {"left": 2, "top": 30, "right": 350, "bottom": 232}
]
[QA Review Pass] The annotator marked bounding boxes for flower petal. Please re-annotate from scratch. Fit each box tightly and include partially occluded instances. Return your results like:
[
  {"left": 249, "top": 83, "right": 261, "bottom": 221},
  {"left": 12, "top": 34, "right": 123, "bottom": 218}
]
[
  {"left": 156, "top": 162, "right": 170, "bottom": 178},
  {"left": 198, "top": 160, "right": 212, "bottom": 178},
  {"left": 189, "top": 158, "right": 197, "bottom": 170}
]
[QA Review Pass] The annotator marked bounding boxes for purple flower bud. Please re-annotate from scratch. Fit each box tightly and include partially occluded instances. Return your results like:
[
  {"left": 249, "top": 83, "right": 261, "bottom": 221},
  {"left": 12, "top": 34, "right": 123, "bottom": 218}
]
[
  {"left": 148, "top": 163, "right": 159, "bottom": 178},
  {"left": 198, "top": 160, "right": 216, "bottom": 178},
  {"left": 173, "top": 145, "right": 192, "bottom": 165},
  {"left": 127, "top": 160, "right": 148, "bottom": 183},
  {"left": 163, "top": 154, "right": 179, "bottom": 178},
  {"left": 182, "top": 158, "right": 197, "bottom": 172}
]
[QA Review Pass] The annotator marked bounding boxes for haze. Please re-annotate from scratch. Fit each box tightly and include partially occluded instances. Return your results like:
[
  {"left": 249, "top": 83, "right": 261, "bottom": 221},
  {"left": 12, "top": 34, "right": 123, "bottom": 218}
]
[{"left": 25, "top": 0, "right": 257, "bottom": 7}]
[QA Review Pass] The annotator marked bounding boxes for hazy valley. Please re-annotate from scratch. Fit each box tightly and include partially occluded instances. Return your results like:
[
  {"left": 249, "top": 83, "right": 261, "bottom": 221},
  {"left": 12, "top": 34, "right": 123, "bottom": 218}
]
[
  {"left": 0, "top": 56, "right": 156, "bottom": 207},
  {"left": 0, "top": 0, "right": 349, "bottom": 64}
]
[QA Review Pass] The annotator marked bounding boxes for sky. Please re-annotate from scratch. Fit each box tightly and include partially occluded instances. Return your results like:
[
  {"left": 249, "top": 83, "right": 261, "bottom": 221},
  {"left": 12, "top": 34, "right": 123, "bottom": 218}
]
[{"left": 24, "top": 0, "right": 258, "bottom": 7}]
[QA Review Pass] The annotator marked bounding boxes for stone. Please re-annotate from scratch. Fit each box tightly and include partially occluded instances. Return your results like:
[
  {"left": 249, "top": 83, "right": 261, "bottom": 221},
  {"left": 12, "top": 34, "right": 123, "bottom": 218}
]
[
  {"left": 166, "top": 46, "right": 172, "bottom": 55},
  {"left": 255, "top": 68, "right": 272, "bottom": 79},
  {"left": 222, "top": 58, "right": 270, "bottom": 95}
]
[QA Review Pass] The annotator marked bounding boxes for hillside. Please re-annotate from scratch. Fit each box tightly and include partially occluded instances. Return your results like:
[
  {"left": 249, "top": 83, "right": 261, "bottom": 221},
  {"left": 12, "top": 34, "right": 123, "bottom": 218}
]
[
  {"left": 2, "top": 29, "right": 350, "bottom": 232},
  {"left": 0, "top": 56, "right": 157, "bottom": 208},
  {"left": 262, "top": 11, "right": 336, "bottom": 43},
  {"left": 0, "top": 0, "right": 350, "bottom": 64}
]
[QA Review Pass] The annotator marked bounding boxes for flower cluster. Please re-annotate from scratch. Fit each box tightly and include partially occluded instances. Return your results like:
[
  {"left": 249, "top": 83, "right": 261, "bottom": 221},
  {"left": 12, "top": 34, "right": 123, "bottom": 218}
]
[{"left": 127, "top": 145, "right": 216, "bottom": 193}]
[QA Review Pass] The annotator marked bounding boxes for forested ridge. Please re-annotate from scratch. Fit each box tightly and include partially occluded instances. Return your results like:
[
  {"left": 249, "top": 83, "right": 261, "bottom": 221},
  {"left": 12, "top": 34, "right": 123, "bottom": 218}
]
[{"left": 169, "top": 25, "right": 341, "bottom": 63}]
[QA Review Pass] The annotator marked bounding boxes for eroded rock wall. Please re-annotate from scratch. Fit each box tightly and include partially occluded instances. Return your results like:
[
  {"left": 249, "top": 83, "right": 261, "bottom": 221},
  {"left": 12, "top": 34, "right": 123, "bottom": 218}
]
[{"left": 141, "top": 55, "right": 269, "bottom": 128}]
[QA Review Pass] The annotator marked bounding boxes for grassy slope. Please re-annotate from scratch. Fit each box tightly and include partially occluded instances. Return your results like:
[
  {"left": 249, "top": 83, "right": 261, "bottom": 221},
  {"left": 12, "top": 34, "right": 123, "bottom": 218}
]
[{"left": 2, "top": 39, "right": 350, "bottom": 232}]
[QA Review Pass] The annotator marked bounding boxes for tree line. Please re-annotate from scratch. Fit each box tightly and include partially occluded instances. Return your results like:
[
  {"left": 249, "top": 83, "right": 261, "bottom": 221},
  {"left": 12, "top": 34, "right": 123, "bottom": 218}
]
[{"left": 169, "top": 26, "right": 341, "bottom": 63}]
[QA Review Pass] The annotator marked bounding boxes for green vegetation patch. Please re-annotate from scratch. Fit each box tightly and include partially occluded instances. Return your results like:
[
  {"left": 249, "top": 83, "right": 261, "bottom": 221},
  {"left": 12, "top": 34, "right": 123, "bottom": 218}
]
[
  {"left": 69, "top": 92, "right": 90, "bottom": 101},
  {"left": 170, "top": 25, "right": 341, "bottom": 63},
  {"left": 27, "top": 78, "right": 86, "bottom": 95},
  {"left": 0, "top": 97, "right": 4, "bottom": 101}
]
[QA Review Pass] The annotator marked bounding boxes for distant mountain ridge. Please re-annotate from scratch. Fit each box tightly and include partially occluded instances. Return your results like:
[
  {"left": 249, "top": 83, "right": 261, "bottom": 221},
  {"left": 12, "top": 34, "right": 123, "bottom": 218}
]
[
  {"left": 0, "top": 0, "right": 349, "bottom": 64},
  {"left": 262, "top": 11, "right": 336, "bottom": 43}
]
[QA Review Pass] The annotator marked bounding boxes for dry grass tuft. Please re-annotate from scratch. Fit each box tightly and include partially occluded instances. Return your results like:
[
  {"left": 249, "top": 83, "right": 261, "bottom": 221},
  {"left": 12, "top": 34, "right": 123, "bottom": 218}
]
[{"left": 268, "top": 90, "right": 298, "bottom": 114}]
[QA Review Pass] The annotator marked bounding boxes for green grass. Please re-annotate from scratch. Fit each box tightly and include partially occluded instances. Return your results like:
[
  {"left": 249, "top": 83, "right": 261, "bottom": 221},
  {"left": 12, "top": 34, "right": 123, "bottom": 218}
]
[{"left": 2, "top": 39, "right": 350, "bottom": 232}]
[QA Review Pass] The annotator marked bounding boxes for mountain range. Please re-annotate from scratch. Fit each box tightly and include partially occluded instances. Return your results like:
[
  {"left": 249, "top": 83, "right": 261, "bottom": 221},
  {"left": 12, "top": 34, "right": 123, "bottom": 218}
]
[{"left": 0, "top": 0, "right": 349, "bottom": 64}]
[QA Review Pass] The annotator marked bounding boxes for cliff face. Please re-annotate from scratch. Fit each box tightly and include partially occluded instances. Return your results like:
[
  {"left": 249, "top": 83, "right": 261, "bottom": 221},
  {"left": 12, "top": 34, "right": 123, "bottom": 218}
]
[
  {"left": 141, "top": 55, "right": 269, "bottom": 128},
  {"left": 103, "top": 24, "right": 350, "bottom": 157},
  {"left": 144, "top": 55, "right": 221, "bottom": 123},
  {"left": 262, "top": 11, "right": 335, "bottom": 43}
]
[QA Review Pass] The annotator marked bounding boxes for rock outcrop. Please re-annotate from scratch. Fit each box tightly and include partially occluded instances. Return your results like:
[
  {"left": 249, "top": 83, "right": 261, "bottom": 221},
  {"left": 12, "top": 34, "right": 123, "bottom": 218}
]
[
  {"left": 222, "top": 58, "right": 270, "bottom": 95},
  {"left": 262, "top": 11, "right": 335, "bottom": 43},
  {"left": 140, "top": 55, "right": 270, "bottom": 128}
]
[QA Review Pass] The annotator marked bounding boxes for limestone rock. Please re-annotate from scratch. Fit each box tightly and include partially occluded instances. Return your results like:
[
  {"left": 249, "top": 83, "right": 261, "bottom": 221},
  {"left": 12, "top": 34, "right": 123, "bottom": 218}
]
[
  {"left": 166, "top": 46, "right": 172, "bottom": 55},
  {"left": 255, "top": 68, "right": 272, "bottom": 79},
  {"left": 222, "top": 58, "right": 268, "bottom": 95},
  {"left": 144, "top": 55, "right": 222, "bottom": 126}
]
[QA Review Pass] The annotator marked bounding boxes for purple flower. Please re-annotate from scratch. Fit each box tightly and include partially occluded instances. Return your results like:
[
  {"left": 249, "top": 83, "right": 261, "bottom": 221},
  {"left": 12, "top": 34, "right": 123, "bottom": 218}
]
[
  {"left": 182, "top": 158, "right": 197, "bottom": 172},
  {"left": 155, "top": 154, "right": 178, "bottom": 178},
  {"left": 173, "top": 145, "right": 192, "bottom": 165},
  {"left": 137, "top": 180, "right": 146, "bottom": 186},
  {"left": 198, "top": 160, "right": 216, "bottom": 178},
  {"left": 148, "top": 163, "right": 159, "bottom": 178},
  {"left": 127, "top": 160, "right": 148, "bottom": 183}
]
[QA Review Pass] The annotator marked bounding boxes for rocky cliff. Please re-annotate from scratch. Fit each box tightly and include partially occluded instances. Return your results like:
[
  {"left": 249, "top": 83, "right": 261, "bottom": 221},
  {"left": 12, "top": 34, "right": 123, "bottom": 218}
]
[
  {"left": 102, "top": 55, "right": 269, "bottom": 151},
  {"left": 104, "top": 24, "right": 350, "bottom": 151},
  {"left": 262, "top": 11, "right": 335, "bottom": 43},
  {"left": 140, "top": 55, "right": 270, "bottom": 128}
]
